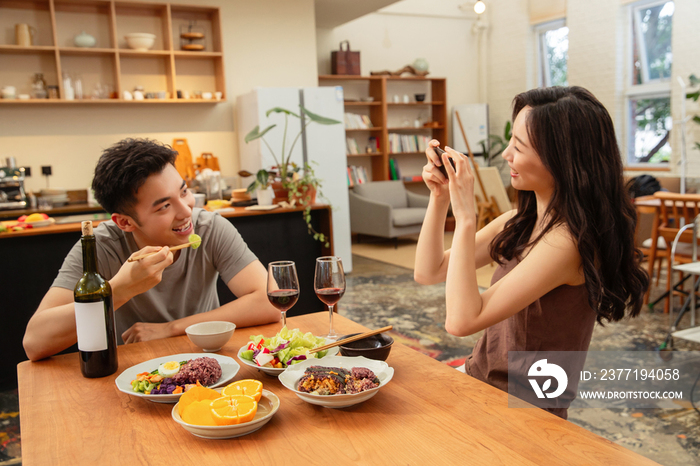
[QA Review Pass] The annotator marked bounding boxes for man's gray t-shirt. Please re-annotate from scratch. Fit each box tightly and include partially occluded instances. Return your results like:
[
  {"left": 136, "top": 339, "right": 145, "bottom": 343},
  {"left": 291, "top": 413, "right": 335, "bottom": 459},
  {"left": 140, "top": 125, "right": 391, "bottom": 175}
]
[{"left": 52, "top": 208, "right": 257, "bottom": 343}]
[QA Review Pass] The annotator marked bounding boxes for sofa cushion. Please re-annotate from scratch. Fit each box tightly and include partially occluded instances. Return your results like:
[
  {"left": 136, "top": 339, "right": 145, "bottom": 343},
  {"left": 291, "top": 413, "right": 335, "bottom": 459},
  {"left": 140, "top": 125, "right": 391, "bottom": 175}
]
[
  {"left": 393, "top": 207, "right": 426, "bottom": 227},
  {"left": 354, "top": 181, "right": 407, "bottom": 209}
]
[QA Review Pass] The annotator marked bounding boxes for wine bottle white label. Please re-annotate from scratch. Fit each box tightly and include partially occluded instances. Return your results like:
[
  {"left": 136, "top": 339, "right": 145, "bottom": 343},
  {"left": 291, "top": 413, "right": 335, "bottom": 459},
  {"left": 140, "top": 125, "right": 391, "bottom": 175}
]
[{"left": 74, "top": 301, "right": 108, "bottom": 352}]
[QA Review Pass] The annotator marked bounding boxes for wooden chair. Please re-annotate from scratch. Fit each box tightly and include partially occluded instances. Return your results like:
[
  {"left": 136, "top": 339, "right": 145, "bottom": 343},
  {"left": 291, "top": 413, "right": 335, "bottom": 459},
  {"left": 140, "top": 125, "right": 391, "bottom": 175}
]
[
  {"left": 635, "top": 197, "right": 664, "bottom": 302},
  {"left": 653, "top": 192, "right": 700, "bottom": 313}
]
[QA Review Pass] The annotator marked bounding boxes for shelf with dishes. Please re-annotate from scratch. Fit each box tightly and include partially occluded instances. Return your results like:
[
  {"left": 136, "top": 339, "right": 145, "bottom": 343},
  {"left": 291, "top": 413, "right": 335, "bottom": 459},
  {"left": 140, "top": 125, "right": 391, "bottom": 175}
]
[{"left": 0, "top": 0, "right": 224, "bottom": 104}]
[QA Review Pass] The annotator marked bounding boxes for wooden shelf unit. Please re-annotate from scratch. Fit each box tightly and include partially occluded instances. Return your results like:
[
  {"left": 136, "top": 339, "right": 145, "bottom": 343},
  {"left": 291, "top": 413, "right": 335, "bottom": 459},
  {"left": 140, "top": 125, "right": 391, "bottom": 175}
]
[
  {"left": 0, "top": 0, "right": 224, "bottom": 104},
  {"left": 319, "top": 75, "right": 447, "bottom": 183}
]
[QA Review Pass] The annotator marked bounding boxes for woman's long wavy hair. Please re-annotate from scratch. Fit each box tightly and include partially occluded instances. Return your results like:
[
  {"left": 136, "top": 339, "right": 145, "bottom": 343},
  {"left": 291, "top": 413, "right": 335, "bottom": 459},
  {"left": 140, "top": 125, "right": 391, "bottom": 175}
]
[{"left": 489, "top": 86, "right": 649, "bottom": 323}]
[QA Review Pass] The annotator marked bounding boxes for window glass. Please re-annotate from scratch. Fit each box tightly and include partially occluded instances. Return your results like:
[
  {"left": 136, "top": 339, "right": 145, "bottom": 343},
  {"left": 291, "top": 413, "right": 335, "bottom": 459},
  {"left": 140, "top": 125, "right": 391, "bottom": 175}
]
[
  {"left": 632, "top": 1, "right": 674, "bottom": 85},
  {"left": 538, "top": 25, "right": 569, "bottom": 87},
  {"left": 629, "top": 95, "right": 672, "bottom": 164}
]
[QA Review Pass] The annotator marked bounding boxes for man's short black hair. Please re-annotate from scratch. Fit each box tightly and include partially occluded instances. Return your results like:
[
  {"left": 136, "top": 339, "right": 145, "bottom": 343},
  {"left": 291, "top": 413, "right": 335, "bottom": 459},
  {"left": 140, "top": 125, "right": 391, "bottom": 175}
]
[{"left": 92, "top": 138, "right": 178, "bottom": 219}]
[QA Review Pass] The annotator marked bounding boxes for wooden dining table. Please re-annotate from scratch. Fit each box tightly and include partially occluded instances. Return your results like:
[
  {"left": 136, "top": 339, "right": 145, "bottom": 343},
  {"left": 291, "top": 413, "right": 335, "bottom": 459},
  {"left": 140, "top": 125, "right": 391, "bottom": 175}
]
[{"left": 18, "top": 313, "right": 657, "bottom": 465}]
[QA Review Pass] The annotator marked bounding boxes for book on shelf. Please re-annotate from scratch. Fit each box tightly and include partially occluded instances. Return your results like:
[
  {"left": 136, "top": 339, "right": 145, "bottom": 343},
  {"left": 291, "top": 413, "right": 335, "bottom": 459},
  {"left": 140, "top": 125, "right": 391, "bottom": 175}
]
[
  {"left": 403, "top": 175, "right": 424, "bottom": 182},
  {"left": 388, "top": 133, "right": 430, "bottom": 153},
  {"left": 344, "top": 112, "right": 373, "bottom": 129},
  {"left": 347, "top": 165, "right": 369, "bottom": 187},
  {"left": 388, "top": 158, "right": 401, "bottom": 180},
  {"left": 346, "top": 137, "right": 361, "bottom": 155}
]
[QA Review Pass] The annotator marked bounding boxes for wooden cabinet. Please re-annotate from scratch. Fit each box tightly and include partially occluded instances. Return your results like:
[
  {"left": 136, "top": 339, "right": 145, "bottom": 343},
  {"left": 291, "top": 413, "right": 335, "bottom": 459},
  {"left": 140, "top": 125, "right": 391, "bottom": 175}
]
[
  {"left": 0, "top": 0, "right": 224, "bottom": 104},
  {"left": 318, "top": 75, "right": 447, "bottom": 184}
]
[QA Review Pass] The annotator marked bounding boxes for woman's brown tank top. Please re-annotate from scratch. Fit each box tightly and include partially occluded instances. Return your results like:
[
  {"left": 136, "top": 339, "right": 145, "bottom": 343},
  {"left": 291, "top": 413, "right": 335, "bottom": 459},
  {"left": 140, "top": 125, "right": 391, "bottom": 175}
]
[{"left": 465, "top": 257, "right": 597, "bottom": 419}]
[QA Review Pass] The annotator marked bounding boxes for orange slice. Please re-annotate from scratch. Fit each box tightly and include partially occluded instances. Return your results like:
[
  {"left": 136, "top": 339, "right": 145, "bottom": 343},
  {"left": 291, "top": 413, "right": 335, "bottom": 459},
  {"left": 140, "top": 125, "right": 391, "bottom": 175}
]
[
  {"left": 221, "top": 379, "right": 263, "bottom": 401},
  {"left": 210, "top": 395, "right": 258, "bottom": 426},
  {"left": 177, "top": 381, "right": 220, "bottom": 417},
  {"left": 181, "top": 399, "right": 217, "bottom": 426}
]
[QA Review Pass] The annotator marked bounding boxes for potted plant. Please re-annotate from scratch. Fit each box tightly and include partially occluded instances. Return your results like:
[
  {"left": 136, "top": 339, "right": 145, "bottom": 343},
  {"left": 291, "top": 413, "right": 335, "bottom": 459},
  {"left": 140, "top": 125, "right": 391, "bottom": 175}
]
[
  {"left": 286, "top": 162, "right": 329, "bottom": 247},
  {"left": 244, "top": 105, "right": 340, "bottom": 246},
  {"left": 478, "top": 120, "right": 512, "bottom": 189},
  {"left": 240, "top": 168, "right": 274, "bottom": 206},
  {"left": 244, "top": 106, "right": 341, "bottom": 202}
]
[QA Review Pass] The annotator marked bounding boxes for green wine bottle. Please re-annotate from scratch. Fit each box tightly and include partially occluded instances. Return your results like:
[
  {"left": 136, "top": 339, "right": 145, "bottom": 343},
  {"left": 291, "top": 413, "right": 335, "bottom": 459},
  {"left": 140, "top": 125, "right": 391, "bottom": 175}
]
[{"left": 74, "top": 221, "right": 118, "bottom": 378}]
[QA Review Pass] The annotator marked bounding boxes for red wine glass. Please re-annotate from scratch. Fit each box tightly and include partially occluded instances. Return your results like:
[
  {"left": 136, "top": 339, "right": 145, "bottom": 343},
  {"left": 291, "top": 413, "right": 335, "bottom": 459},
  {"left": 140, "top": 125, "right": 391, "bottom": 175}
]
[
  {"left": 267, "top": 261, "right": 299, "bottom": 328},
  {"left": 314, "top": 256, "right": 345, "bottom": 340}
]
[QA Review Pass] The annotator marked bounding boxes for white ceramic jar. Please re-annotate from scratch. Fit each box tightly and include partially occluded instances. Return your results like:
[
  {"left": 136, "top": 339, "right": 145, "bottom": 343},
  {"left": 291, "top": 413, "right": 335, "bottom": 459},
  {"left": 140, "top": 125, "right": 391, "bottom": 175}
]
[{"left": 74, "top": 31, "right": 96, "bottom": 48}]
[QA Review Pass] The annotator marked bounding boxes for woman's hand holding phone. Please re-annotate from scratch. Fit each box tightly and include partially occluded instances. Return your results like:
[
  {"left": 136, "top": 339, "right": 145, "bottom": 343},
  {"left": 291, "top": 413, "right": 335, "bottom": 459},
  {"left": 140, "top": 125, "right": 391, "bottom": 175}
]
[
  {"left": 422, "top": 140, "right": 451, "bottom": 198},
  {"left": 440, "top": 146, "right": 476, "bottom": 225}
]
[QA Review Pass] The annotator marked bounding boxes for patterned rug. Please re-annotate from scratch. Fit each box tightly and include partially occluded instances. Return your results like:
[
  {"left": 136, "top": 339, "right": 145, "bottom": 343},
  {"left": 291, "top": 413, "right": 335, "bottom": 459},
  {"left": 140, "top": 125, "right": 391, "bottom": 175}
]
[{"left": 0, "top": 389, "right": 19, "bottom": 465}]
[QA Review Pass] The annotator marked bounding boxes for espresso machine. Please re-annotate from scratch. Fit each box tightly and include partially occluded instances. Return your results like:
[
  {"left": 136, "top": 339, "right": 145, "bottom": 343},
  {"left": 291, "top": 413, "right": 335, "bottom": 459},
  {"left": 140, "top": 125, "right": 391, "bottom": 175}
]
[{"left": 0, "top": 158, "right": 28, "bottom": 210}]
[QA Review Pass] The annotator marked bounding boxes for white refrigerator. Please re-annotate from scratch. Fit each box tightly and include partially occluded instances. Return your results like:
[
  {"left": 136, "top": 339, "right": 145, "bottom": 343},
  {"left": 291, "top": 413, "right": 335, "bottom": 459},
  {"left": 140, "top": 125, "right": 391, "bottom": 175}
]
[{"left": 237, "top": 86, "right": 352, "bottom": 272}]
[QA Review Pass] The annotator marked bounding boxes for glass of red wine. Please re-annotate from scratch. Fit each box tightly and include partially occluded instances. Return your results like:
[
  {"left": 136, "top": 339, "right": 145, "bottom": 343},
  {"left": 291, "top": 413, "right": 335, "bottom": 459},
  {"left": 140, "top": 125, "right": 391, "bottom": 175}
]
[
  {"left": 267, "top": 261, "right": 299, "bottom": 328},
  {"left": 314, "top": 256, "right": 345, "bottom": 340}
]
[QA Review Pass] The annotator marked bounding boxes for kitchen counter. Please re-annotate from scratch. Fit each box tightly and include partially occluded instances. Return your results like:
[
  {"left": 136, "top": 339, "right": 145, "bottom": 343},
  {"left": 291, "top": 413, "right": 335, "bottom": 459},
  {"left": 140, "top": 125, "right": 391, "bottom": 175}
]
[{"left": 0, "top": 202, "right": 106, "bottom": 220}]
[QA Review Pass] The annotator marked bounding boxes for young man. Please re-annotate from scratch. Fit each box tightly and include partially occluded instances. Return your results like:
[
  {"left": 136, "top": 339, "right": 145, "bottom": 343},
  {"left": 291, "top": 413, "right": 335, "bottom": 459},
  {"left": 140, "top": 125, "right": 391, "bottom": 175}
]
[{"left": 23, "top": 138, "right": 279, "bottom": 361}]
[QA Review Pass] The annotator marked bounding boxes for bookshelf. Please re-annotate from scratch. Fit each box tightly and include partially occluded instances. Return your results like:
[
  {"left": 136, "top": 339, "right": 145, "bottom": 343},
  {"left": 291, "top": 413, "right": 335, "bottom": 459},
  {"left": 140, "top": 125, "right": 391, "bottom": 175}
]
[{"left": 319, "top": 75, "right": 447, "bottom": 186}]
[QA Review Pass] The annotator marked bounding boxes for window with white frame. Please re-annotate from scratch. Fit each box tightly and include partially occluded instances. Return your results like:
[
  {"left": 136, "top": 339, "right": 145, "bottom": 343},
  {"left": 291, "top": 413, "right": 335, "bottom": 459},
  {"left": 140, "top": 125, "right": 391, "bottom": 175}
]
[
  {"left": 536, "top": 19, "right": 569, "bottom": 88},
  {"left": 627, "top": 0, "right": 674, "bottom": 165}
]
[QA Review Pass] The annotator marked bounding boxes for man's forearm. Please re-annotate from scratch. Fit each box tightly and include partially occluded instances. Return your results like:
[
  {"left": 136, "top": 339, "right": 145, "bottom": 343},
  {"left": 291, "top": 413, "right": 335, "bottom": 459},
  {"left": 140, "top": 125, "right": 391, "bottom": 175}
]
[{"left": 23, "top": 303, "right": 78, "bottom": 361}]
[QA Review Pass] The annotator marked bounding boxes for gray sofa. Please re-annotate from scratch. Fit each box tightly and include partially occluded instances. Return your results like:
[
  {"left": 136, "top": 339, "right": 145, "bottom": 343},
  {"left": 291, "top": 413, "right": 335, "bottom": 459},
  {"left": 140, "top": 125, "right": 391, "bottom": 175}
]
[{"left": 349, "top": 180, "right": 429, "bottom": 243}]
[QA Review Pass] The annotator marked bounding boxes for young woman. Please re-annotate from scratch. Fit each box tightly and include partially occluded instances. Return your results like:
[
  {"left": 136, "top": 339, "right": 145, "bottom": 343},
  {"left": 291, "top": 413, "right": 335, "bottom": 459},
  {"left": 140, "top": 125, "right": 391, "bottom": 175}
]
[{"left": 414, "top": 86, "right": 649, "bottom": 419}]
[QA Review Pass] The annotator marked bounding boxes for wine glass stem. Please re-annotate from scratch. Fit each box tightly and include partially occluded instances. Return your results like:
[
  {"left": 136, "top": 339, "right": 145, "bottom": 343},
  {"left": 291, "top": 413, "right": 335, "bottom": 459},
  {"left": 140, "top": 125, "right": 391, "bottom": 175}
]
[
  {"left": 328, "top": 304, "right": 334, "bottom": 334},
  {"left": 281, "top": 310, "right": 287, "bottom": 328}
]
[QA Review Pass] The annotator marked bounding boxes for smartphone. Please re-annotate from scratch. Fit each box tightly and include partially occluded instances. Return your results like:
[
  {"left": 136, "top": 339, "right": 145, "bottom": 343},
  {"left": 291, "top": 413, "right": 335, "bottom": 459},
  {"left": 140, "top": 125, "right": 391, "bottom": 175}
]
[{"left": 433, "top": 147, "right": 456, "bottom": 178}]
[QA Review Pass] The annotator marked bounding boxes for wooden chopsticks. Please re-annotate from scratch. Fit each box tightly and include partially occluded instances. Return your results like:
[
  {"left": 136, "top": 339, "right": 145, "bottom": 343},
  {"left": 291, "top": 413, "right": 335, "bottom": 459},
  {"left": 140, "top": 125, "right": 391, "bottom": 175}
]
[
  {"left": 127, "top": 240, "right": 199, "bottom": 262},
  {"left": 309, "top": 325, "right": 393, "bottom": 354}
]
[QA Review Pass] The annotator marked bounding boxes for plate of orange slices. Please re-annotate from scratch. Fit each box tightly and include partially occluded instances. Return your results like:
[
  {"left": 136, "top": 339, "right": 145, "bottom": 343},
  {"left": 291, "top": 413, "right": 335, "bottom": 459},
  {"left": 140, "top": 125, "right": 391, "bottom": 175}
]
[{"left": 171, "top": 379, "right": 280, "bottom": 439}]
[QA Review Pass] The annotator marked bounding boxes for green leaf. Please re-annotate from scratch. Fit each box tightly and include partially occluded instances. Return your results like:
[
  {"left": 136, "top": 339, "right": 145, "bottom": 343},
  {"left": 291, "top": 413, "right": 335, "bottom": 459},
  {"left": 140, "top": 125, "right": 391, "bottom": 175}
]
[
  {"left": 687, "top": 91, "right": 700, "bottom": 102},
  {"left": 504, "top": 121, "right": 512, "bottom": 140},
  {"left": 689, "top": 74, "right": 700, "bottom": 86},
  {"left": 693, "top": 115, "right": 700, "bottom": 125},
  {"left": 256, "top": 169, "right": 269, "bottom": 186},
  {"left": 300, "top": 106, "right": 342, "bottom": 125},
  {"left": 245, "top": 124, "right": 277, "bottom": 143},
  {"left": 266, "top": 107, "right": 300, "bottom": 118}
]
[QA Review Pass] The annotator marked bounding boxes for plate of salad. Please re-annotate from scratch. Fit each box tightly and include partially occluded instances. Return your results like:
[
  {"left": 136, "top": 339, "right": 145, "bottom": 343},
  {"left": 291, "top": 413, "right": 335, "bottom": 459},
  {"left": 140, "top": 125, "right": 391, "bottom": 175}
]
[
  {"left": 114, "top": 353, "right": 240, "bottom": 403},
  {"left": 237, "top": 327, "right": 339, "bottom": 376}
]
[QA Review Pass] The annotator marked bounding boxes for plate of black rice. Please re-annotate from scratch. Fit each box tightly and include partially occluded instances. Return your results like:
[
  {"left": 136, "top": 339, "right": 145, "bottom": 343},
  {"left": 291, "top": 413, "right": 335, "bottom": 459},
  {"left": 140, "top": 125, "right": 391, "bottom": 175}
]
[
  {"left": 278, "top": 356, "right": 394, "bottom": 408},
  {"left": 115, "top": 353, "right": 240, "bottom": 403}
]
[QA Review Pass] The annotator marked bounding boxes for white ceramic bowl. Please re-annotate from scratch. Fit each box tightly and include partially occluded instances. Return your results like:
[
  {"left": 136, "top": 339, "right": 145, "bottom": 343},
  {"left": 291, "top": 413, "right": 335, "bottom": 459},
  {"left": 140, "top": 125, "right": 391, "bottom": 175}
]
[
  {"left": 172, "top": 388, "right": 280, "bottom": 439},
  {"left": 278, "top": 355, "right": 394, "bottom": 408},
  {"left": 125, "top": 33, "right": 156, "bottom": 51},
  {"left": 186, "top": 321, "right": 236, "bottom": 352}
]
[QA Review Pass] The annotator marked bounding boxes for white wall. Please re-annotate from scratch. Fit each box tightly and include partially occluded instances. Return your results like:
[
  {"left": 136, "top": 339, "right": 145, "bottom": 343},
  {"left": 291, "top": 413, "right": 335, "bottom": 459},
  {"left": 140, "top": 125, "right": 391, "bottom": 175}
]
[
  {"left": 316, "top": 0, "right": 482, "bottom": 146},
  {"left": 0, "top": 0, "right": 319, "bottom": 193}
]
